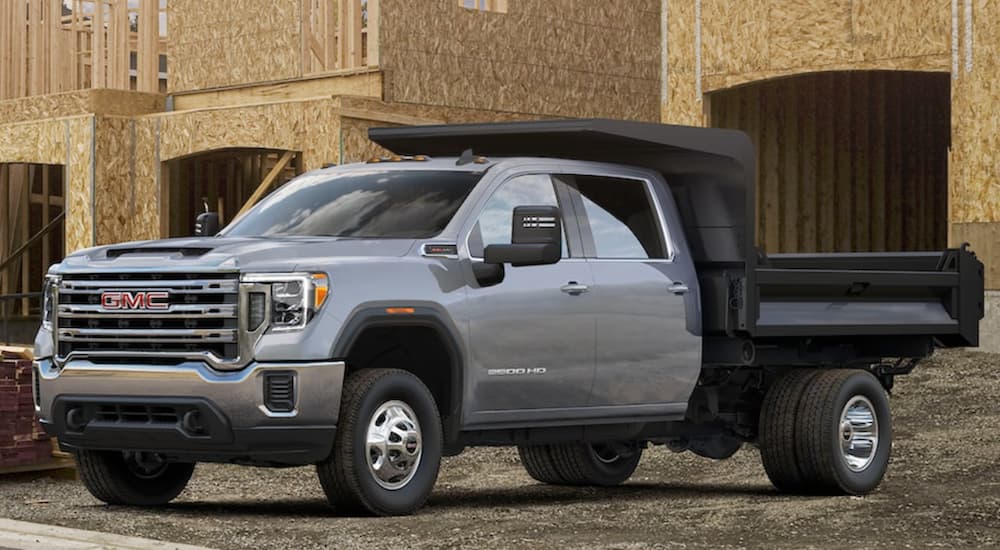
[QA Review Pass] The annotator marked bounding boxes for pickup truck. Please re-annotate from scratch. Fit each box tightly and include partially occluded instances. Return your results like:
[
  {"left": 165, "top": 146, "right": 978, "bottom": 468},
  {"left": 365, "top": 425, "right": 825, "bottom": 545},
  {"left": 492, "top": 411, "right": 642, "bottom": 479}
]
[{"left": 33, "top": 120, "right": 984, "bottom": 516}]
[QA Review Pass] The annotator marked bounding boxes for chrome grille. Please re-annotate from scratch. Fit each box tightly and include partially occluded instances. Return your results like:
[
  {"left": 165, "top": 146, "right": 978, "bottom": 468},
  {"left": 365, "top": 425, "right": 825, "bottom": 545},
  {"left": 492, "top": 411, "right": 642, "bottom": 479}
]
[{"left": 56, "top": 273, "right": 240, "bottom": 363}]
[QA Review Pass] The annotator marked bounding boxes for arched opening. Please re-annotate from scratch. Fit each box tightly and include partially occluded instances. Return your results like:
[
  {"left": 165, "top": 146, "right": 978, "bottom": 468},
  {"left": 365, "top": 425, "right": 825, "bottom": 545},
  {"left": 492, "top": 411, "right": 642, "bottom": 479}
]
[
  {"left": 162, "top": 148, "right": 303, "bottom": 238},
  {"left": 0, "top": 163, "right": 65, "bottom": 342},
  {"left": 707, "top": 71, "right": 950, "bottom": 254}
]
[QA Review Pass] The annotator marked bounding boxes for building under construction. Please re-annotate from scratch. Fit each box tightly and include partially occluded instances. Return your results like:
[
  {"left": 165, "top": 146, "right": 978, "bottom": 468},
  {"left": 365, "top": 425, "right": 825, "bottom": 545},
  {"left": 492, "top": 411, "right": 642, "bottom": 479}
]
[{"left": 0, "top": 1, "right": 998, "bottom": 349}]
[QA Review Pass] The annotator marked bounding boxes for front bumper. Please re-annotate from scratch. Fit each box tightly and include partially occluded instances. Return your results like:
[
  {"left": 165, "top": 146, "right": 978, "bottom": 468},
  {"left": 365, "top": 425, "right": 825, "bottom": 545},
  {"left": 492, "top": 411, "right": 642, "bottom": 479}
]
[{"left": 35, "top": 358, "right": 345, "bottom": 466}]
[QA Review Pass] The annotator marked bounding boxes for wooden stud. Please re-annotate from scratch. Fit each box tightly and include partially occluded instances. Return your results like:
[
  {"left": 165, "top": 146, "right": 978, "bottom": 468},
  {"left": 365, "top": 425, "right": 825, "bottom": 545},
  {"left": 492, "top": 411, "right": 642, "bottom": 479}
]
[
  {"left": 762, "top": 80, "right": 780, "bottom": 252},
  {"left": 137, "top": 0, "right": 159, "bottom": 92},
  {"left": 367, "top": 0, "right": 379, "bottom": 67},
  {"left": 236, "top": 151, "right": 295, "bottom": 218},
  {"left": 870, "top": 72, "right": 887, "bottom": 252},
  {"left": 0, "top": 165, "right": 8, "bottom": 296}
]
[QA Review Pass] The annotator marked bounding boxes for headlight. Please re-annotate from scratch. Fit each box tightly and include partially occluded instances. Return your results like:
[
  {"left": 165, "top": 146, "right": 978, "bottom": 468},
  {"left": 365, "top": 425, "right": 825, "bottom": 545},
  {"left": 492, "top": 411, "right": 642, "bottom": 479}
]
[
  {"left": 41, "top": 275, "right": 59, "bottom": 331},
  {"left": 243, "top": 273, "right": 329, "bottom": 332}
]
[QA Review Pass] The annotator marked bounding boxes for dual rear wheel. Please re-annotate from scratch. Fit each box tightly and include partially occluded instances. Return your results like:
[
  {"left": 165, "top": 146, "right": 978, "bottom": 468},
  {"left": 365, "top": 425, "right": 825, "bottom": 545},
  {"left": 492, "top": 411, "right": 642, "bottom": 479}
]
[{"left": 759, "top": 369, "right": 892, "bottom": 495}]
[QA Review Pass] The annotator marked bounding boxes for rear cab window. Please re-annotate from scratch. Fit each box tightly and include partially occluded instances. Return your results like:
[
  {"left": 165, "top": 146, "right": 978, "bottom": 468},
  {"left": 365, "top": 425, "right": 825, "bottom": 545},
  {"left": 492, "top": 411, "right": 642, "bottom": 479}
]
[{"left": 565, "top": 174, "right": 669, "bottom": 260}]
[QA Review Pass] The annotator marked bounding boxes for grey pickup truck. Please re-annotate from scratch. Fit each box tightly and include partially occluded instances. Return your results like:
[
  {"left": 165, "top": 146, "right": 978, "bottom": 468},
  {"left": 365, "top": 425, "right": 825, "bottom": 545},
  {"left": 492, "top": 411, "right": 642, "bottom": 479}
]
[{"left": 33, "top": 120, "right": 983, "bottom": 516}]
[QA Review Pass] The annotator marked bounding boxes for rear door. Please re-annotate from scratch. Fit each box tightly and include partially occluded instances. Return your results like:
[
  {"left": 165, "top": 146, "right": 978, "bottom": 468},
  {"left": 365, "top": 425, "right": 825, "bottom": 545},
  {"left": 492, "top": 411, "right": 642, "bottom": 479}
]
[{"left": 566, "top": 172, "right": 702, "bottom": 407}]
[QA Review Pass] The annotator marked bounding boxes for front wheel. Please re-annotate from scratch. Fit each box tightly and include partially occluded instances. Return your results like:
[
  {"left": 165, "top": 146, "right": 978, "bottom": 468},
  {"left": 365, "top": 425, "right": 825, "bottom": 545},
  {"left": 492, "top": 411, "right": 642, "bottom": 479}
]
[
  {"left": 316, "top": 369, "right": 442, "bottom": 516},
  {"left": 75, "top": 450, "right": 194, "bottom": 506}
]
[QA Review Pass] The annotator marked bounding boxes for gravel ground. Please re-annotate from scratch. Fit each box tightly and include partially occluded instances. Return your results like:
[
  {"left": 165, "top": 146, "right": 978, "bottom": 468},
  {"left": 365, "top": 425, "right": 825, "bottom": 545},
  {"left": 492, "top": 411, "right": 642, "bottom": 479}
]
[{"left": 2, "top": 349, "right": 999, "bottom": 549}]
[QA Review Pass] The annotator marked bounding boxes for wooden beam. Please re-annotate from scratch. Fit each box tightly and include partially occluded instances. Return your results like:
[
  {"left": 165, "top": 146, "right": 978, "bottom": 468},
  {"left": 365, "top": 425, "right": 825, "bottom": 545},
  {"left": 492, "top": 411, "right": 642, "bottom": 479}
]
[
  {"left": 235, "top": 151, "right": 295, "bottom": 219},
  {"left": 0, "top": 212, "right": 66, "bottom": 275},
  {"left": 92, "top": 0, "right": 105, "bottom": 88},
  {"left": 367, "top": 0, "right": 379, "bottom": 67},
  {"left": 137, "top": 0, "right": 159, "bottom": 92}
]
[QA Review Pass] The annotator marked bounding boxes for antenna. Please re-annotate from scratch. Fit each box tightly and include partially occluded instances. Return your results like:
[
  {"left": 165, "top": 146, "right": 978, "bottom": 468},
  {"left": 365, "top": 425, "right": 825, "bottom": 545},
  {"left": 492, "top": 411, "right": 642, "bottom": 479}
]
[{"left": 456, "top": 148, "right": 476, "bottom": 166}]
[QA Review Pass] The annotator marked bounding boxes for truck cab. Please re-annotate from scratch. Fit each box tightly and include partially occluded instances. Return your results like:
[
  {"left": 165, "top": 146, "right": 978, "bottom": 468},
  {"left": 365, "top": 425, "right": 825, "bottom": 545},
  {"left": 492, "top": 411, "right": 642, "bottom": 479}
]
[{"left": 33, "top": 120, "right": 983, "bottom": 516}]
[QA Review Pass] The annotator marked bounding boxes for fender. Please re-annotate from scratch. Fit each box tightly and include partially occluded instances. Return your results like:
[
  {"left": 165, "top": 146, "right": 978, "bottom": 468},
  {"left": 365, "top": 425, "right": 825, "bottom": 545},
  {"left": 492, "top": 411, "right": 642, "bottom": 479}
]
[{"left": 331, "top": 302, "right": 466, "bottom": 445}]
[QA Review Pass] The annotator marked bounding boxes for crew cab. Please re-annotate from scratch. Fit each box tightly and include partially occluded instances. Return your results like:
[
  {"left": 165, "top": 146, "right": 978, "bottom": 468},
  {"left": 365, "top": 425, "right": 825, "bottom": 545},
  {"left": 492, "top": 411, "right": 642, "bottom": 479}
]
[{"left": 33, "top": 120, "right": 984, "bottom": 515}]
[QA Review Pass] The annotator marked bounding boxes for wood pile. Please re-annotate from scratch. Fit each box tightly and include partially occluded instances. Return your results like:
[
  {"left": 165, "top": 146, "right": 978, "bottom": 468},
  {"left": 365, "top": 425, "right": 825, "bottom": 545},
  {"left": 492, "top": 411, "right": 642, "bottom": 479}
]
[{"left": 0, "top": 350, "right": 52, "bottom": 469}]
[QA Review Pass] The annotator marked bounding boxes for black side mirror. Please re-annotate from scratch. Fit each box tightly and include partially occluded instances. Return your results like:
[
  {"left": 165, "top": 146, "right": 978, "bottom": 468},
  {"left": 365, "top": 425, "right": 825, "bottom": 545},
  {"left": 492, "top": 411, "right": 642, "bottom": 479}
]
[
  {"left": 195, "top": 212, "right": 220, "bottom": 236},
  {"left": 484, "top": 205, "right": 561, "bottom": 266}
]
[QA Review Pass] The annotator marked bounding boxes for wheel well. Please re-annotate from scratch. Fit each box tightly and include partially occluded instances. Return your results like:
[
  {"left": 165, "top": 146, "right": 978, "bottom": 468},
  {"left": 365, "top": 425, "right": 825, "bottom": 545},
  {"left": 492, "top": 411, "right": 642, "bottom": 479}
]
[{"left": 344, "top": 324, "right": 460, "bottom": 433}]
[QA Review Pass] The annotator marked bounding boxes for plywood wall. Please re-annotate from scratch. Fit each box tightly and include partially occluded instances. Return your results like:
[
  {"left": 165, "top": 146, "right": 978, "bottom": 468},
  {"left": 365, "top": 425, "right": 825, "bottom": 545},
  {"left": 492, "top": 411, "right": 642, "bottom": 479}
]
[
  {"left": 665, "top": 0, "right": 952, "bottom": 122},
  {"left": 709, "top": 71, "right": 950, "bottom": 254},
  {"left": 168, "top": 0, "right": 303, "bottom": 92},
  {"left": 379, "top": 0, "right": 660, "bottom": 120},
  {"left": 949, "top": 0, "right": 1000, "bottom": 288}
]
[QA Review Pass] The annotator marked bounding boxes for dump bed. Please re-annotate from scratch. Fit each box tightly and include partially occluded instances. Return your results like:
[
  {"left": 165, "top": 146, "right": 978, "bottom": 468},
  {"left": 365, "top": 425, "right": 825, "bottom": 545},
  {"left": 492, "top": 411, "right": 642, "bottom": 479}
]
[{"left": 745, "top": 248, "right": 984, "bottom": 347}]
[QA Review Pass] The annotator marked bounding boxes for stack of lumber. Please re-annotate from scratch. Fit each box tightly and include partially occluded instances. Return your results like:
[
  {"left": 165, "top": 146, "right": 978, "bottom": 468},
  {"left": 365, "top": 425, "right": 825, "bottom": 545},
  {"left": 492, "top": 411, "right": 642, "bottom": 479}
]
[{"left": 0, "top": 348, "right": 52, "bottom": 470}]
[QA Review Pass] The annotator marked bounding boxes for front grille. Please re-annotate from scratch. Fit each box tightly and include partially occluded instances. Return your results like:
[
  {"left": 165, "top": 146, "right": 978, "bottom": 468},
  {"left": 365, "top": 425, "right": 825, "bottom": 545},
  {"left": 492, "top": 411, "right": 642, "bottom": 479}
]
[{"left": 56, "top": 273, "right": 240, "bottom": 363}]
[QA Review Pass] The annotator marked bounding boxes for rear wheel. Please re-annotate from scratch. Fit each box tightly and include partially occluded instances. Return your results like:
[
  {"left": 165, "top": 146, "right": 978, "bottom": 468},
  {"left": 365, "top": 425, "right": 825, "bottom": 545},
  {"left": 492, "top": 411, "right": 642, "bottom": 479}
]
[
  {"left": 795, "top": 369, "right": 892, "bottom": 495},
  {"left": 75, "top": 450, "right": 194, "bottom": 506},
  {"left": 758, "top": 369, "right": 820, "bottom": 492},
  {"left": 519, "top": 441, "right": 643, "bottom": 486}
]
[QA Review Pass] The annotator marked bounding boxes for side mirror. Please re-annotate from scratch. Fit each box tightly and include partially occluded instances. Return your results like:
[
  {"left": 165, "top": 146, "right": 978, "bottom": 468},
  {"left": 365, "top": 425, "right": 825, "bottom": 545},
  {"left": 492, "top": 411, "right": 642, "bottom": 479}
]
[
  {"left": 484, "top": 205, "right": 561, "bottom": 266},
  {"left": 195, "top": 212, "right": 220, "bottom": 236}
]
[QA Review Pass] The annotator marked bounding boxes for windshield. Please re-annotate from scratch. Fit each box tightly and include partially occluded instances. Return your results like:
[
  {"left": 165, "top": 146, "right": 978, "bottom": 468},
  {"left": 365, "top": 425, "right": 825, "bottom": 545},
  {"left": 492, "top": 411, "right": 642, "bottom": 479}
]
[{"left": 223, "top": 169, "right": 483, "bottom": 238}]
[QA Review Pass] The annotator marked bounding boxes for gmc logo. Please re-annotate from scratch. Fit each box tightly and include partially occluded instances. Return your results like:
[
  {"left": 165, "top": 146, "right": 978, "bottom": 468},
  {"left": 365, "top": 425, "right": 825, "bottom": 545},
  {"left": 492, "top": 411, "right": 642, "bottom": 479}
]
[{"left": 101, "top": 291, "right": 170, "bottom": 311}]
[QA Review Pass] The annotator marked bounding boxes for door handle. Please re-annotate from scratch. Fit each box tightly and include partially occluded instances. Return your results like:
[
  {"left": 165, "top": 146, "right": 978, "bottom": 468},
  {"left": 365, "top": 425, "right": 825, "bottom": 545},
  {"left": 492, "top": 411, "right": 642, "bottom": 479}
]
[
  {"left": 668, "top": 282, "right": 689, "bottom": 295},
  {"left": 561, "top": 282, "right": 589, "bottom": 296}
]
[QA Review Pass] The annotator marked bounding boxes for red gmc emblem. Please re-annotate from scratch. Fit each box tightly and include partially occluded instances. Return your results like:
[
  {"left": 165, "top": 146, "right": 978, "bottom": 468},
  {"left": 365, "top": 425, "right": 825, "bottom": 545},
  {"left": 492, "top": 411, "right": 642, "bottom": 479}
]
[{"left": 101, "top": 291, "right": 170, "bottom": 311}]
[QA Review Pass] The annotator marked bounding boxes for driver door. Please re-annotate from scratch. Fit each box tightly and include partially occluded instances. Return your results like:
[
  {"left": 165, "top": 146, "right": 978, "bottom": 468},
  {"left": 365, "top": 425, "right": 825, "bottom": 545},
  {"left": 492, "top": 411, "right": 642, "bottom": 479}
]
[{"left": 464, "top": 173, "right": 596, "bottom": 422}]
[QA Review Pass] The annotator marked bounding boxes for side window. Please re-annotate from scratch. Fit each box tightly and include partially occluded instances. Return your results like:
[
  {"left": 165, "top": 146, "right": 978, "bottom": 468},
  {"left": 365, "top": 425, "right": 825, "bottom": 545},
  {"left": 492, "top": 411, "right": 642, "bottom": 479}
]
[
  {"left": 573, "top": 175, "right": 667, "bottom": 260},
  {"left": 469, "top": 174, "right": 568, "bottom": 258}
]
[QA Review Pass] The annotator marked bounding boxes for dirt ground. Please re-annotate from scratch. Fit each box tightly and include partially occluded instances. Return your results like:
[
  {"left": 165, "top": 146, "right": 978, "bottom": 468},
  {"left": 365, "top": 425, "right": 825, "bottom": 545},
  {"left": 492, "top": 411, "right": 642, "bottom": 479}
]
[{"left": 1, "top": 349, "right": 999, "bottom": 549}]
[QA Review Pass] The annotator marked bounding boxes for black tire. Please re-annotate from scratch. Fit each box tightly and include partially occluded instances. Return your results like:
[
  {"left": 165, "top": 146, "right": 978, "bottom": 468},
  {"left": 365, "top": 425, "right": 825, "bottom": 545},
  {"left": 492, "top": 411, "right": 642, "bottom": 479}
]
[
  {"left": 75, "top": 450, "right": 194, "bottom": 506},
  {"left": 795, "top": 369, "right": 892, "bottom": 495},
  {"left": 519, "top": 442, "right": 642, "bottom": 487},
  {"left": 518, "top": 445, "right": 568, "bottom": 484},
  {"left": 758, "top": 369, "right": 820, "bottom": 492},
  {"left": 316, "top": 368, "right": 442, "bottom": 516}
]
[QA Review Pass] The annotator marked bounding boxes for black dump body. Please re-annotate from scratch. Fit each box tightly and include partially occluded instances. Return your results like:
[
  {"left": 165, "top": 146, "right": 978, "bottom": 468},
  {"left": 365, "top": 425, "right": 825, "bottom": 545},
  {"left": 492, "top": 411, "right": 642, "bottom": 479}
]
[{"left": 370, "top": 119, "right": 984, "bottom": 364}]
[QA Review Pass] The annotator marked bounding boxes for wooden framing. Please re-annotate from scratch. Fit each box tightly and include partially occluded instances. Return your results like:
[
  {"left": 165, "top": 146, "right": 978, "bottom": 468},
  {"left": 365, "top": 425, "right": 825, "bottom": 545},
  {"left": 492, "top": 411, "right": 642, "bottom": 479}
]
[
  {"left": 0, "top": 163, "right": 65, "bottom": 317},
  {"left": 0, "top": 1, "right": 168, "bottom": 101},
  {"left": 302, "top": 0, "right": 378, "bottom": 76}
]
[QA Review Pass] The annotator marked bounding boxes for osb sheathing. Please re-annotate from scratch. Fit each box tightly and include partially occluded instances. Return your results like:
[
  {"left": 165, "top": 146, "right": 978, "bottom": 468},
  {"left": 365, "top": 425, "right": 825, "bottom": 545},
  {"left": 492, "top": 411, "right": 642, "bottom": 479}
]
[
  {"left": 950, "top": 1, "right": 1000, "bottom": 224},
  {"left": 379, "top": 0, "right": 660, "bottom": 120},
  {"left": 949, "top": 1, "right": 1000, "bottom": 288},
  {"left": 708, "top": 72, "right": 949, "bottom": 255},
  {"left": 93, "top": 117, "right": 135, "bottom": 246},
  {"left": 0, "top": 120, "right": 66, "bottom": 165},
  {"left": 0, "top": 116, "right": 93, "bottom": 254},
  {"left": 65, "top": 117, "right": 94, "bottom": 254},
  {"left": 663, "top": 0, "right": 702, "bottom": 126},
  {"left": 664, "top": 0, "right": 952, "bottom": 124},
  {"left": 168, "top": 0, "right": 302, "bottom": 93},
  {"left": 0, "top": 90, "right": 164, "bottom": 125}
]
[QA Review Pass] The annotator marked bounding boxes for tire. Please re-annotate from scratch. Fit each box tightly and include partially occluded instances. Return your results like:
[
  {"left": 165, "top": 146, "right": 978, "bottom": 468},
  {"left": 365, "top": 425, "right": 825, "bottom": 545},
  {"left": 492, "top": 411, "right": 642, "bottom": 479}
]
[
  {"left": 518, "top": 442, "right": 642, "bottom": 487},
  {"left": 75, "top": 450, "right": 194, "bottom": 506},
  {"left": 758, "top": 369, "right": 820, "bottom": 492},
  {"left": 795, "top": 369, "right": 892, "bottom": 495},
  {"left": 316, "top": 368, "right": 442, "bottom": 516}
]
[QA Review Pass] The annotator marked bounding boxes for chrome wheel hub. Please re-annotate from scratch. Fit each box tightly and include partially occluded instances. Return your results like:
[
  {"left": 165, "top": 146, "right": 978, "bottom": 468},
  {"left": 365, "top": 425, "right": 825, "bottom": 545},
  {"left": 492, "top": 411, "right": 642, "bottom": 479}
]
[
  {"left": 590, "top": 443, "right": 623, "bottom": 464},
  {"left": 123, "top": 451, "right": 168, "bottom": 479},
  {"left": 839, "top": 396, "right": 879, "bottom": 472},
  {"left": 366, "top": 400, "right": 422, "bottom": 490}
]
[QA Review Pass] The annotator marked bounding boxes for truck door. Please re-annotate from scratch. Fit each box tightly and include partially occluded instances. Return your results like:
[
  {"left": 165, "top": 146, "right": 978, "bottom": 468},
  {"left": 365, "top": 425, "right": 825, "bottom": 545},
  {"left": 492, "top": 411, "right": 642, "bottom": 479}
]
[
  {"left": 464, "top": 173, "right": 596, "bottom": 418},
  {"left": 567, "top": 173, "right": 702, "bottom": 408}
]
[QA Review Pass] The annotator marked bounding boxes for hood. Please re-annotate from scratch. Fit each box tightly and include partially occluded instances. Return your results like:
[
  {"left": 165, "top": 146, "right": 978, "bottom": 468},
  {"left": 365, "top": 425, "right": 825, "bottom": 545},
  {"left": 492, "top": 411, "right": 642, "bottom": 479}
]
[{"left": 57, "top": 236, "right": 417, "bottom": 274}]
